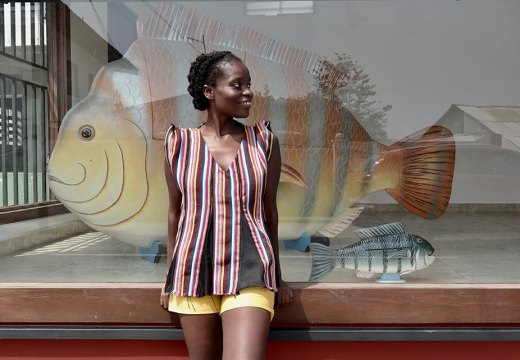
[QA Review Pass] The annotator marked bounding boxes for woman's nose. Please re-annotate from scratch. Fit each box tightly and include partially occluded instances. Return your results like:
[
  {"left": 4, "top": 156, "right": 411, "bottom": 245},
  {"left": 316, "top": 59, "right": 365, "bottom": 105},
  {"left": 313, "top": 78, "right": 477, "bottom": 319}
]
[{"left": 243, "top": 86, "right": 253, "bottom": 96}]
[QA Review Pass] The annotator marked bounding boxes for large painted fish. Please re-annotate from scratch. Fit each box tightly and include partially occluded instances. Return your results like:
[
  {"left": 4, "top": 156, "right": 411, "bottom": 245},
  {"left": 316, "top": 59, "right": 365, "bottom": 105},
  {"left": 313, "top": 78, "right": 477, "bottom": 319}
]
[
  {"left": 308, "top": 222, "right": 435, "bottom": 281},
  {"left": 48, "top": 4, "right": 455, "bottom": 247}
]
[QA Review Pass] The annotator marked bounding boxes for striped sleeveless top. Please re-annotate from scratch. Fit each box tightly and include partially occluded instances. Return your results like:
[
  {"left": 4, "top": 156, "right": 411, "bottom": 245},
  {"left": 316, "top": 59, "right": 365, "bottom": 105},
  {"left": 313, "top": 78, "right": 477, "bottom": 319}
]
[{"left": 164, "top": 120, "right": 278, "bottom": 297}]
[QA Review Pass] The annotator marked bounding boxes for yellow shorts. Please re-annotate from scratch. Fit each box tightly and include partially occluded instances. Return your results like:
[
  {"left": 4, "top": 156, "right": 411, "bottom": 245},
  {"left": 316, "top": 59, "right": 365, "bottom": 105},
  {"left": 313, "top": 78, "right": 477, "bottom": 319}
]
[{"left": 168, "top": 287, "right": 275, "bottom": 320}]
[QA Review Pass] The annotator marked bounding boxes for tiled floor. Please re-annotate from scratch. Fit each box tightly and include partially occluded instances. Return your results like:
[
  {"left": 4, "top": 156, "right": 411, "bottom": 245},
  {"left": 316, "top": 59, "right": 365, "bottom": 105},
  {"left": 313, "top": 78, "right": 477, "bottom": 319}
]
[{"left": 1, "top": 211, "right": 519, "bottom": 284}]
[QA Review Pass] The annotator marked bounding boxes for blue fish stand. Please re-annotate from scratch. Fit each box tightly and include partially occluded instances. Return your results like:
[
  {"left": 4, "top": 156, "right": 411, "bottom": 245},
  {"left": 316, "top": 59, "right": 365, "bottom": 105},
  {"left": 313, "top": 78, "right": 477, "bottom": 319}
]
[
  {"left": 283, "top": 233, "right": 330, "bottom": 252},
  {"left": 139, "top": 241, "right": 166, "bottom": 263},
  {"left": 376, "top": 273, "right": 406, "bottom": 283}
]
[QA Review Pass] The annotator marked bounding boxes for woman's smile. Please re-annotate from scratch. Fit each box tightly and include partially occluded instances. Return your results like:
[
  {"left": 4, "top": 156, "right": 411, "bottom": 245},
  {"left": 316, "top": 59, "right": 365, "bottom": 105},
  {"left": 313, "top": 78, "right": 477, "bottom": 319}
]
[{"left": 209, "top": 60, "right": 253, "bottom": 118}]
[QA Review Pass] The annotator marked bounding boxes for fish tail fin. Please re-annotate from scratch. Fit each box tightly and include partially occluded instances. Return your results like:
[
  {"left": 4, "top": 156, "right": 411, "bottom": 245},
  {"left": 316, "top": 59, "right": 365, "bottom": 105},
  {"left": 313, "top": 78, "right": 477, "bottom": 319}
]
[
  {"left": 386, "top": 126, "right": 455, "bottom": 219},
  {"left": 309, "top": 243, "right": 336, "bottom": 281}
]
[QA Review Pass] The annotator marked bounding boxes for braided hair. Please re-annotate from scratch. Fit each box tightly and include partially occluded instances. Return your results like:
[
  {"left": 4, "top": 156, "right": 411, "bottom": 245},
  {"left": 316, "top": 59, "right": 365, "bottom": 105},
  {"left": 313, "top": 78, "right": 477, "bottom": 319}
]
[{"left": 187, "top": 51, "right": 242, "bottom": 111}]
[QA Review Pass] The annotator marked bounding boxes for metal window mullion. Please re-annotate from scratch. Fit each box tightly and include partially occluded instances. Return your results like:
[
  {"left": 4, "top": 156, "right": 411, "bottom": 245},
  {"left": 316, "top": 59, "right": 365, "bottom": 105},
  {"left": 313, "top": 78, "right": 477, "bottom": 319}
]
[
  {"left": 6, "top": 77, "right": 14, "bottom": 205},
  {"left": 41, "top": 86, "right": 47, "bottom": 201},
  {"left": 10, "top": 3, "right": 16, "bottom": 57},
  {"left": 0, "top": 76, "right": 7, "bottom": 206},
  {"left": 38, "top": 1, "right": 44, "bottom": 67},
  {"left": 31, "top": 85, "right": 38, "bottom": 203},
  {"left": 0, "top": 4, "right": 5, "bottom": 53},
  {"left": 22, "top": 82, "right": 28, "bottom": 204},
  {"left": 21, "top": 3, "right": 27, "bottom": 61},
  {"left": 12, "top": 80, "right": 20, "bottom": 205},
  {"left": 31, "top": 2, "right": 36, "bottom": 65},
  {"left": 36, "top": 86, "right": 42, "bottom": 202}
]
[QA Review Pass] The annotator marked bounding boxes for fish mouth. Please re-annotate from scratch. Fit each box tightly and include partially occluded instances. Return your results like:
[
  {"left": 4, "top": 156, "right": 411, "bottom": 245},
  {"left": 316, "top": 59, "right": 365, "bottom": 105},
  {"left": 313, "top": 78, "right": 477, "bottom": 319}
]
[{"left": 48, "top": 163, "right": 87, "bottom": 186}]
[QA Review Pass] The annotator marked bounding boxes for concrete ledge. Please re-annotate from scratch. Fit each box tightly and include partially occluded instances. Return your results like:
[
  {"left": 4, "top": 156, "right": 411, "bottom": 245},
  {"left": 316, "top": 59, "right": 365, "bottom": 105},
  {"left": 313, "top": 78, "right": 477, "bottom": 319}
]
[
  {"left": 2, "top": 283, "right": 520, "bottom": 324},
  {"left": 0, "top": 214, "right": 92, "bottom": 257}
]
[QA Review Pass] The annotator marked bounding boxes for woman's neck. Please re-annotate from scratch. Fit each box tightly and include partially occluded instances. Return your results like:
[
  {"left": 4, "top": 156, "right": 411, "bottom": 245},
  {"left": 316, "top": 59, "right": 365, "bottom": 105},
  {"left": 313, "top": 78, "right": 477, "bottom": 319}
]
[{"left": 202, "top": 114, "right": 238, "bottom": 138}]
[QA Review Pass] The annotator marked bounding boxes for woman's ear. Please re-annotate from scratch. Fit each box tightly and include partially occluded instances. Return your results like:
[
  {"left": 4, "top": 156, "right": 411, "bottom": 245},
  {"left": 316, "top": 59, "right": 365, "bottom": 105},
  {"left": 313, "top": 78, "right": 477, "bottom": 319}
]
[{"left": 203, "top": 85, "right": 214, "bottom": 100}]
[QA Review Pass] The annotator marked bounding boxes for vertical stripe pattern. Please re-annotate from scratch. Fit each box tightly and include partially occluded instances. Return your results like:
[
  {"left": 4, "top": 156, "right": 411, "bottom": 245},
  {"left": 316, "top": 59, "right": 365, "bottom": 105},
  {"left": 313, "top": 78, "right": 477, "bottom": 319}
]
[{"left": 164, "top": 121, "right": 277, "bottom": 296}]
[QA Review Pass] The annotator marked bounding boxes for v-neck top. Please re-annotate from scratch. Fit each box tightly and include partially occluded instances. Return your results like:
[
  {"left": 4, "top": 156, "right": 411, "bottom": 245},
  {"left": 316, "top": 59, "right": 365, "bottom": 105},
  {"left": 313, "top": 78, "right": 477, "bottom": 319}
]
[
  {"left": 164, "top": 120, "right": 277, "bottom": 296},
  {"left": 198, "top": 125, "right": 245, "bottom": 173}
]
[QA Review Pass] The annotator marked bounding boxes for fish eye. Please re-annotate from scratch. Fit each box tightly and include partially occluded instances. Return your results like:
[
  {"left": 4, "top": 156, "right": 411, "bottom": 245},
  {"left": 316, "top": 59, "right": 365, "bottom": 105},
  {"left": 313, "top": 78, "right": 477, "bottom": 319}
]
[
  {"left": 417, "top": 238, "right": 423, "bottom": 243},
  {"left": 79, "top": 125, "right": 95, "bottom": 141}
]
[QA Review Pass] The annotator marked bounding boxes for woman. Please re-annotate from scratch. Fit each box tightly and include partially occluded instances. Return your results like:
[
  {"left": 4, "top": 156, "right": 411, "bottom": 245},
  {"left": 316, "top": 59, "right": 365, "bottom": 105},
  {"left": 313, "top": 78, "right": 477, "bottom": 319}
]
[{"left": 160, "top": 50, "right": 293, "bottom": 360}]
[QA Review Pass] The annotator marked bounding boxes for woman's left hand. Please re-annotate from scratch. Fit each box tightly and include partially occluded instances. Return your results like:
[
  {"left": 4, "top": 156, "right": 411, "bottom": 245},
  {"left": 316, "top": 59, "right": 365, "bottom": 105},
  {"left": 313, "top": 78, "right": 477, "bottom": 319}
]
[
  {"left": 160, "top": 286, "right": 170, "bottom": 310},
  {"left": 275, "top": 280, "right": 293, "bottom": 307}
]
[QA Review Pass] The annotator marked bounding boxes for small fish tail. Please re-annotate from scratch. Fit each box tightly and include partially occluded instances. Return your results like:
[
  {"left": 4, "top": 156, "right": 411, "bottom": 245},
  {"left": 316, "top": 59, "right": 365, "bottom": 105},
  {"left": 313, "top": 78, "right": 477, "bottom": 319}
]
[
  {"left": 309, "top": 243, "right": 336, "bottom": 281},
  {"left": 386, "top": 125, "right": 455, "bottom": 219}
]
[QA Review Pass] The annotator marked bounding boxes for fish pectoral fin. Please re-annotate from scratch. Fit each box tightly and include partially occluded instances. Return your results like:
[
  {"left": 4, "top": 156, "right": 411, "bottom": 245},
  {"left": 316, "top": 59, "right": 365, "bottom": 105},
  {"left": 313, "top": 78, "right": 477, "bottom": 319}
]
[
  {"left": 355, "top": 271, "right": 376, "bottom": 278},
  {"left": 400, "top": 269, "right": 414, "bottom": 275},
  {"left": 317, "top": 206, "right": 364, "bottom": 238},
  {"left": 386, "top": 249, "right": 411, "bottom": 259},
  {"left": 280, "top": 163, "right": 307, "bottom": 188}
]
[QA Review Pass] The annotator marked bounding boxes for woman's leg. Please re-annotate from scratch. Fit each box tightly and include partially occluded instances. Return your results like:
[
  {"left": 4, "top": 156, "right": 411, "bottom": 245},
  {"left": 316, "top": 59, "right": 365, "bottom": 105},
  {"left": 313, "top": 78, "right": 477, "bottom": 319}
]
[
  {"left": 179, "top": 313, "right": 223, "bottom": 360},
  {"left": 220, "top": 307, "right": 271, "bottom": 360}
]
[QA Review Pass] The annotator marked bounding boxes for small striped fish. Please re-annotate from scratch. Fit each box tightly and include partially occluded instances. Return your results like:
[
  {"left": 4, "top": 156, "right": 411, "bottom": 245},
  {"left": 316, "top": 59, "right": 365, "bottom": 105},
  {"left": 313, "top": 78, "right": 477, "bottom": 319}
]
[{"left": 309, "top": 222, "right": 434, "bottom": 281}]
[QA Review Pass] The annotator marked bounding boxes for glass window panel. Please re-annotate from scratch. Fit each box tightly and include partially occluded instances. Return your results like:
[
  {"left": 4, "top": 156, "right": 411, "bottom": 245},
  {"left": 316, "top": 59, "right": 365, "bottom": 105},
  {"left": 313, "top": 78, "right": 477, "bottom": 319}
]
[
  {"left": 246, "top": 2, "right": 282, "bottom": 16},
  {"left": 24, "top": 3, "right": 32, "bottom": 46},
  {"left": 14, "top": 3, "right": 21, "bottom": 48},
  {"left": 281, "top": 1, "right": 314, "bottom": 14},
  {"left": 245, "top": 1, "right": 313, "bottom": 16},
  {"left": 0, "top": 0, "right": 518, "bottom": 287}
]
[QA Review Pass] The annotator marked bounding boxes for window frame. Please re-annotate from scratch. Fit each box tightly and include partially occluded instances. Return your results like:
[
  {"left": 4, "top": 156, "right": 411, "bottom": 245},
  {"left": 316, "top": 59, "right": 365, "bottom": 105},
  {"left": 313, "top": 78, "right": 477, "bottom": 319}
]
[{"left": 1, "top": 1, "right": 520, "bottom": 330}]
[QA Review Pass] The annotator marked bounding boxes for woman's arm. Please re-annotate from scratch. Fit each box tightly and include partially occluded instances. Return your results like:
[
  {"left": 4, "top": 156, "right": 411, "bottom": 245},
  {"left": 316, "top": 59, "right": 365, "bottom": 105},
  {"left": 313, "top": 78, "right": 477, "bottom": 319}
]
[
  {"left": 160, "top": 157, "right": 182, "bottom": 310},
  {"left": 264, "top": 134, "right": 293, "bottom": 307}
]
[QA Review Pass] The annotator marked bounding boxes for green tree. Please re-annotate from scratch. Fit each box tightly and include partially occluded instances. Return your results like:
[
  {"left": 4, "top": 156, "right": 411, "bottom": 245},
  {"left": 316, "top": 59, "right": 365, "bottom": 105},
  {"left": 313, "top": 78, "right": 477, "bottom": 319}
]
[{"left": 317, "top": 53, "right": 392, "bottom": 143}]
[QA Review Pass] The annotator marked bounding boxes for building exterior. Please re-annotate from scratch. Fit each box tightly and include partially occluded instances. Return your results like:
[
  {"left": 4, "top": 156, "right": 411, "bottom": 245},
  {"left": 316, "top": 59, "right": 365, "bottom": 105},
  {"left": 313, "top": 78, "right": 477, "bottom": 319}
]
[
  {"left": 1, "top": 2, "right": 520, "bottom": 358},
  {"left": 438, "top": 105, "right": 520, "bottom": 152}
]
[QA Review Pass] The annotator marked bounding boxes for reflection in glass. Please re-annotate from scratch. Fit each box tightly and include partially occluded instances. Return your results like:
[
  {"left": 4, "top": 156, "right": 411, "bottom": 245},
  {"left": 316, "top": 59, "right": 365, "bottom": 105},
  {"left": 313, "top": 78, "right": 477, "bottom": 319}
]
[
  {"left": 0, "top": 1, "right": 519, "bottom": 286},
  {"left": 0, "top": 74, "right": 48, "bottom": 206},
  {"left": 1, "top": 2, "right": 47, "bottom": 67}
]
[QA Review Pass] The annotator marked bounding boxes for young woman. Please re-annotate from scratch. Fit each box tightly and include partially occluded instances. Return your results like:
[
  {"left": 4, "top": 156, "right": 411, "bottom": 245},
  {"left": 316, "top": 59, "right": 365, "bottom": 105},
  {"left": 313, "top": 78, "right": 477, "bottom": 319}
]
[{"left": 160, "top": 51, "right": 293, "bottom": 360}]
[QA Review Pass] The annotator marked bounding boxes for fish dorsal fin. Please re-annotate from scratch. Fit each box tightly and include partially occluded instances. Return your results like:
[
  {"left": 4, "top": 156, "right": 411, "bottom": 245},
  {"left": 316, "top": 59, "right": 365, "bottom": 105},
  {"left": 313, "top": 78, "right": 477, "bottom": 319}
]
[
  {"left": 137, "top": 3, "right": 346, "bottom": 89},
  {"left": 356, "top": 271, "right": 375, "bottom": 278},
  {"left": 353, "top": 222, "right": 405, "bottom": 239}
]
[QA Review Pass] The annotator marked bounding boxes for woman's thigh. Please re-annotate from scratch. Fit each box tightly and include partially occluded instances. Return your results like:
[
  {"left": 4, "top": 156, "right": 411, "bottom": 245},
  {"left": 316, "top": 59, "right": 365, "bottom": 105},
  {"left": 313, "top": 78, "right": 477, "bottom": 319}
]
[
  {"left": 220, "top": 307, "right": 270, "bottom": 360},
  {"left": 179, "top": 313, "right": 223, "bottom": 360}
]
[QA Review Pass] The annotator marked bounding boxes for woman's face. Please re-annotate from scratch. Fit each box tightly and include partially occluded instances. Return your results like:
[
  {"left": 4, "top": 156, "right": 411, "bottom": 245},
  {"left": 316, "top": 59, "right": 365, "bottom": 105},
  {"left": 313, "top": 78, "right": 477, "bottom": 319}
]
[{"left": 208, "top": 60, "right": 253, "bottom": 119}]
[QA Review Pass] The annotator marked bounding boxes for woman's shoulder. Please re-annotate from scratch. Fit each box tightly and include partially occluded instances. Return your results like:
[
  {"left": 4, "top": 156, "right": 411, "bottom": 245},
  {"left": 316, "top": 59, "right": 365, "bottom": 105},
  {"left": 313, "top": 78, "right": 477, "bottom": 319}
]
[
  {"left": 246, "top": 120, "right": 272, "bottom": 133},
  {"left": 166, "top": 124, "right": 202, "bottom": 132},
  {"left": 165, "top": 124, "right": 200, "bottom": 137},
  {"left": 164, "top": 125, "right": 200, "bottom": 153}
]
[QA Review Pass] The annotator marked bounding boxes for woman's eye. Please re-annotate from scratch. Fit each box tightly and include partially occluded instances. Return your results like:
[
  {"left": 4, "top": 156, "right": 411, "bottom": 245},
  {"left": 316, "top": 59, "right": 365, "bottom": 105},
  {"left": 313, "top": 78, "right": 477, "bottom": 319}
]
[{"left": 233, "top": 83, "right": 240, "bottom": 88}]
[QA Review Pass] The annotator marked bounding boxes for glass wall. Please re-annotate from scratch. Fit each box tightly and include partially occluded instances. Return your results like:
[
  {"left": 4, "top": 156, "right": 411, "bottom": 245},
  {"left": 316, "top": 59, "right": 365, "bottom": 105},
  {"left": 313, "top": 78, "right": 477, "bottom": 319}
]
[
  {"left": 1, "top": 0, "right": 519, "bottom": 285},
  {"left": 0, "top": 2, "right": 49, "bottom": 207}
]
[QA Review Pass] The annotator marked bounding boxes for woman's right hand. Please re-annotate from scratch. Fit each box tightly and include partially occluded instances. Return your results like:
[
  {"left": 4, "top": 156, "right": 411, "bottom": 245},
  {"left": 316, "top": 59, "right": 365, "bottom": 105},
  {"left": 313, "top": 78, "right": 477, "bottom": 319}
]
[
  {"left": 275, "top": 279, "right": 293, "bottom": 307},
  {"left": 160, "top": 286, "right": 170, "bottom": 310}
]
